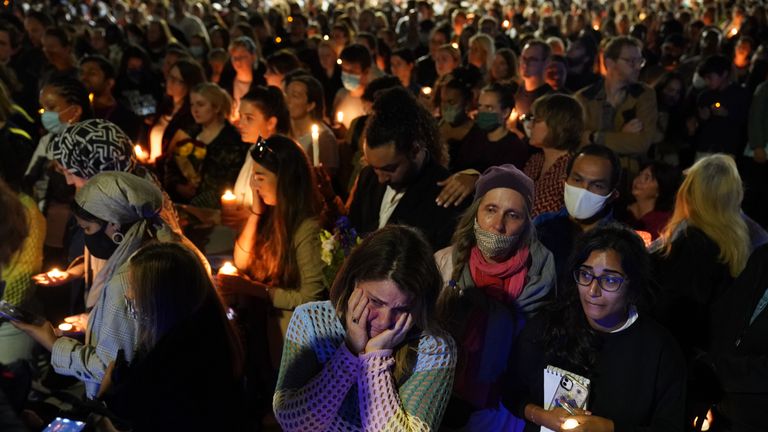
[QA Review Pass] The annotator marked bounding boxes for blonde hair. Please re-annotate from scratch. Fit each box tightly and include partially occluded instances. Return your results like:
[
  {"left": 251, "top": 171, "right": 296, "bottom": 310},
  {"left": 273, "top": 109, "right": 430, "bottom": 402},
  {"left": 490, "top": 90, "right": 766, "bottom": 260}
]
[
  {"left": 660, "top": 154, "right": 749, "bottom": 276},
  {"left": 469, "top": 33, "right": 495, "bottom": 72},
  {"left": 191, "top": 82, "right": 233, "bottom": 121}
]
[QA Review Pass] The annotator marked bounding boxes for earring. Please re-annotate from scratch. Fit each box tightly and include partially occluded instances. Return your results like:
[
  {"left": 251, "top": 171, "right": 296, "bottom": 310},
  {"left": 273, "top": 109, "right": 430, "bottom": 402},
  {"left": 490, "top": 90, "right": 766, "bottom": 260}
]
[{"left": 111, "top": 232, "right": 124, "bottom": 244}]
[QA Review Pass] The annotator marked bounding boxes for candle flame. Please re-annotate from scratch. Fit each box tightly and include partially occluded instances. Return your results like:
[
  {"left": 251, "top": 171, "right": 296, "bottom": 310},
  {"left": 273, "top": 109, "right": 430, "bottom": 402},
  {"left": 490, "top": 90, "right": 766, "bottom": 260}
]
[
  {"left": 422, "top": 87, "right": 432, "bottom": 96},
  {"left": 639, "top": 12, "right": 647, "bottom": 21},
  {"left": 287, "top": 16, "right": 293, "bottom": 23},
  {"left": 89, "top": 93, "right": 94, "bottom": 103},
  {"left": 635, "top": 230, "right": 653, "bottom": 247},
  {"left": 58, "top": 323, "right": 74, "bottom": 331},
  {"left": 323, "top": 35, "right": 329, "bottom": 40},
  {"left": 336, "top": 58, "right": 342, "bottom": 65},
  {"left": 502, "top": 20, "right": 510, "bottom": 29},
  {"left": 221, "top": 190, "right": 237, "bottom": 201},
  {"left": 38, "top": 108, "right": 44, "bottom": 115},
  {"left": 275, "top": 36, "right": 282, "bottom": 44},
  {"left": 509, "top": 108, "right": 519, "bottom": 123},
  {"left": 218, "top": 261, "right": 238, "bottom": 275},
  {"left": 48, "top": 268, "right": 65, "bottom": 278},
  {"left": 336, "top": 111, "right": 344, "bottom": 124},
  {"left": 593, "top": 24, "right": 600, "bottom": 30},
  {"left": 311, "top": 124, "right": 319, "bottom": 135},
  {"left": 714, "top": 102, "right": 721, "bottom": 108},
  {"left": 562, "top": 419, "right": 579, "bottom": 430},
  {"left": 693, "top": 409, "right": 713, "bottom": 431},
  {"left": 730, "top": 28, "right": 738, "bottom": 37},
  {"left": 451, "top": 42, "right": 459, "bottom": 49}
]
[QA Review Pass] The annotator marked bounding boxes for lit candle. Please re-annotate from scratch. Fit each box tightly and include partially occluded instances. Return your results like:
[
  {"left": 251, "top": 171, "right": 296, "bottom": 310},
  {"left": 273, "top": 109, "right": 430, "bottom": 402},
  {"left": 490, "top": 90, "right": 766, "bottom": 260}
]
[
  {"left": 422, "top": 86, "right": 433, "bottom": 96},
  {"left": 311, "top": 124, "right": 320, "bottom": 167},
  {"left": 639, "top": 12, "right": 647, "bottom": 21},
  {"left": 593, "top": 24, "right": 600, "bottom": 31},
  {"left": 58, "top": 323, "right": 73, "bottom": 332},
  {"left": 218, "top": 261, "right": 238, "bottom": 275},
  {"left": 635, "top": 230, "right": 653, "bottom": 248},
  {"left": 336, "top": 58, "right": 342, "bottom": 65},
  {"left": 451, "top": 42, "right": 459, "bottom": 49},
  {"left": 562, "top": 419, "right": 580, "bottom": 430},
  {"left": 502, "top": 19, "right": 511, "bottom": 29},
  {"left": 714, "top": 102, "right": 721, "bottom": 109},
  {"left": 134, "top": 145, "right": 149, "bottom": 163},
  {"left": 509, "top": 108, "right": 519, "bottom": 123},
  {"left": 148, "top": 126, "right": 163, "bottom": 164},
  {"left": 323, "top": 34, "right": 329, "bottom": 40},
  {"left": 88, "top": 93, "right": 94, "bottom": 103},
  {"left": 275, "top": 36, "right": 282, "bottom": 44},
  {"left": 221, "top": 189, "right": 237, "bottom": 208},
  {"left": 47, "top": 268, "right": 65, "bottom": 279},
  {"left": 729, "top": 27, "right": 738, "bottom": 37},
  {"left": 336, "top": 111, "right": 344, "bottom": 125}
]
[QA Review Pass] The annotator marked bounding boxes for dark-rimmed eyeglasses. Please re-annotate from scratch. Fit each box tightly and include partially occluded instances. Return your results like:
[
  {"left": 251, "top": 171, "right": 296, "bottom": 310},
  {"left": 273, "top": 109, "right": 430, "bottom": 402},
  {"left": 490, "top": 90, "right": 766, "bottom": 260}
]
[
  {"left": 618, "top": 57, "right": 646, "bottom": 68},
  {"left": 573, "top": 267, "right": 627, "bottom": 292}
]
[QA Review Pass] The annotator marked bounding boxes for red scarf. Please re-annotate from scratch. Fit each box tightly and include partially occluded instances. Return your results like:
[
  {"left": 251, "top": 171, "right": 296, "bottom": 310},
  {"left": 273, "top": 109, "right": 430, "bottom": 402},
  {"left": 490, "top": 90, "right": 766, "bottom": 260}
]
[{"left": 469, "top": 245, "right": 530, "bottom": 304}]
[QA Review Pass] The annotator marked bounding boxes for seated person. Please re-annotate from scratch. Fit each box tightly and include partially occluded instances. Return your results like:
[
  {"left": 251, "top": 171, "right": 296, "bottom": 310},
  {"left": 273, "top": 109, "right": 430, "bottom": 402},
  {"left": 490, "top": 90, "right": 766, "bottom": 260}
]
[
  {"left": 98, "top": 242, "right": 245, "bottom": 431},
  {"left": 617, "top": 161, "right": 680, "bottom": 240},
  {"left": 435, "top": 165, "right": 556, "bottom": 429},
  {"left": 273, "top": 225, "right": 457, "bottom": 431},
  {"left": 506, "top": 224, "right": 685, "bottom": 432},
  {"left": 347, "top": 87, "right": 462, "bottom": 251},
  {"left": 536, "top": 145, "right": 622, "bottom": 277}
]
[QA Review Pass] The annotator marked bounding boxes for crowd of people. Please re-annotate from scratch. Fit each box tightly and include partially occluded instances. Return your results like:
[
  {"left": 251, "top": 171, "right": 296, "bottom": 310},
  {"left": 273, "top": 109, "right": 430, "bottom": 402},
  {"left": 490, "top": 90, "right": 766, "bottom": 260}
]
[{"left": 0, "top": 0, "right": 767, "bottom": 431}]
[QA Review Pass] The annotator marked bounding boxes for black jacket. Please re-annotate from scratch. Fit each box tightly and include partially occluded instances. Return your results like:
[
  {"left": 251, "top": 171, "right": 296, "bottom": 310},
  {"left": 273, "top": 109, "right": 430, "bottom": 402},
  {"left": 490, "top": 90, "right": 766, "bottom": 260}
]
[
  {"left": 710, "top": 244, "right": 768, "bottom": 431},
  {"left": 348, "top": 155, "right": 463, "bottom": 251}
]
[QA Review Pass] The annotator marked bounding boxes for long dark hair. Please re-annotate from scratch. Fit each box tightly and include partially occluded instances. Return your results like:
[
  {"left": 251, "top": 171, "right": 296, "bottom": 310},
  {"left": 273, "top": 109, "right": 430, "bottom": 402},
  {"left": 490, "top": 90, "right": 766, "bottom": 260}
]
[
  {"left": 330, "top": 225, "right": 448, "bottom": 382},
  {"left": 540, "top": 223, "right": 650, "bottom": 373},
  {"left": 128, "top": 242, "right": 243, "bottom": 377},
  {"left": 248, "top": 134, "right": 321, "bottom": 285}
]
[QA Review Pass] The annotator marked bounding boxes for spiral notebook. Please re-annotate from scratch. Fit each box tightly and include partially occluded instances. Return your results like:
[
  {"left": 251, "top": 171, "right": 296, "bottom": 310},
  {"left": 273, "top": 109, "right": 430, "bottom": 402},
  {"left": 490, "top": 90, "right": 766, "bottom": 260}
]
[{"left": 541, "top": 365, "right": 591, "bottom": 432}]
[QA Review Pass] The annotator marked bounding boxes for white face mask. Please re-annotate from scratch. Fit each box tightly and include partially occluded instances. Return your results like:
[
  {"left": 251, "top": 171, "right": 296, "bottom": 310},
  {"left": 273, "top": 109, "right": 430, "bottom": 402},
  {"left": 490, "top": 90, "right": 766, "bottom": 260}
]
[{"left": 563, "top": 183, "right": 612, "bottom": 220}]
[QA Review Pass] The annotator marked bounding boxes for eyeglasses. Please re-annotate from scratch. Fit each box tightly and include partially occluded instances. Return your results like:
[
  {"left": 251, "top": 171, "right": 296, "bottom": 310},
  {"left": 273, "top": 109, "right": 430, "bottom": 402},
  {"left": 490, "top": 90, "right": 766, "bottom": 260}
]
[
  {"left": 573, "top": 267, "right": 627, "bottom": 292},
  {"left": 520, "top": 114, "right": 535, "bottom": 124},
  {"left": 619, "top": 57, "right": 646, "bottom": 68}
]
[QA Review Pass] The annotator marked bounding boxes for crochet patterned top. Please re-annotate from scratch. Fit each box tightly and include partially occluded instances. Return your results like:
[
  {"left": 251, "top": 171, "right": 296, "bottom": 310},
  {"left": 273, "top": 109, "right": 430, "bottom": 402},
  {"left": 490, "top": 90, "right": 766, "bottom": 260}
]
[{"left": 274, "top": 300, "right": 457, "bottom": 431}]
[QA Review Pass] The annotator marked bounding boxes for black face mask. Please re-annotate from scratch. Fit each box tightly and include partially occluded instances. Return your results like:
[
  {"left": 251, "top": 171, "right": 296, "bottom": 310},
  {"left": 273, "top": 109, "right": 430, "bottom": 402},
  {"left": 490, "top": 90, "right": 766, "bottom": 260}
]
[{"left": 84, "top": 225, "right": 120, "bottom": 259}]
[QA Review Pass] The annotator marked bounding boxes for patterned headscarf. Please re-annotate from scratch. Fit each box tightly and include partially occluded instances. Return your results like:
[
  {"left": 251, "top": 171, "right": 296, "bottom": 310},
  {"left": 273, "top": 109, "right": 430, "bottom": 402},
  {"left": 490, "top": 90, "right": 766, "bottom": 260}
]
[
  {"left": 75, "top": 172, "right": 168, "bottom": 307},
  {"left": 51, "top": 119, "right": 136, "bottom": 178}
]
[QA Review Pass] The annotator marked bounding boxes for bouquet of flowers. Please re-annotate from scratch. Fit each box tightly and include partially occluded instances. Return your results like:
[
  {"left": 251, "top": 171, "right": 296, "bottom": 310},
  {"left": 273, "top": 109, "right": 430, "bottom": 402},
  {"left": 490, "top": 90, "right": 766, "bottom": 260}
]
[
  {"left": 320, "top": 216, "right": 362, "bottom": 286},
  {"left": 174, "top": 138, "right": 207, "bottom": 187}
]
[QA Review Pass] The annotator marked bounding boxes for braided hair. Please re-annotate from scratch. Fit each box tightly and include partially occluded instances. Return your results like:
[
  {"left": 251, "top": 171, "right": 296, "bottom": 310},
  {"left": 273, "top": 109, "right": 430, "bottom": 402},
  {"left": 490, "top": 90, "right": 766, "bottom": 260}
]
[{"left": 42, "top": 74, "right": 94, "bottom": 120}]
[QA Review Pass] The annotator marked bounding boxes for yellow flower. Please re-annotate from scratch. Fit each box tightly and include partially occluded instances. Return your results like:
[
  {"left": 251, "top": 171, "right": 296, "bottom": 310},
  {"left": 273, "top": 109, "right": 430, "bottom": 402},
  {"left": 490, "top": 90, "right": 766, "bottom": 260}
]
[
  {"left": 193, "top": 147, "right": 207, "bottom": 160},
  {"left": 176, "top": 142, "right": 193, "bottom": 157}
]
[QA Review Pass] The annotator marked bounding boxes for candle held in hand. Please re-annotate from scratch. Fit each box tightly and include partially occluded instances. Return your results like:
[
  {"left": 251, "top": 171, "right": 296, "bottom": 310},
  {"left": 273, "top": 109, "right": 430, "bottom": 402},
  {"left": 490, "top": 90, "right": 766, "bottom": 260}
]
[
  {"left": 48, "top": 268, "right": 65, "bottom": 279},
  {"left": 58, "top": 323, "right": 73, "bottom": 332},
  {"left": 562, "top": 419, "right": 579, "bottom": 430},
  {"left": 311, "top": 124, "right": 320, "bottom": 167},
  {"left": 218, "top": 261, "right": 238, "bottom": 275},
  {"left": 336, "top": 111, "right": 344, "bottom": 125}
]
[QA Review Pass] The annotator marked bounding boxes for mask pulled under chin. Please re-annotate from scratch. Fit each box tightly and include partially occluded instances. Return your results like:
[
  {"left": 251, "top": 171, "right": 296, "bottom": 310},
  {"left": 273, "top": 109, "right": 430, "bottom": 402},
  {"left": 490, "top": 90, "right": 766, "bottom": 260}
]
[
  {"left": 473, "top": 219, "right": 520, "bottom": 259},
  {"left": 563, "top": 183, "right": 611, "bottom": 220},
  {"left": 84, "top": 225, "right": 121, "bottom": 259}
]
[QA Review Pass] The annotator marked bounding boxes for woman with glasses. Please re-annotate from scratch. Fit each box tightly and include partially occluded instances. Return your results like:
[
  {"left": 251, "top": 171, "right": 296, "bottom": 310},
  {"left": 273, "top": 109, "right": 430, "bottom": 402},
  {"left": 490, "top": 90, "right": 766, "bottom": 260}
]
[
  {"left": 505, "top": 224, "right": 685, "bottom": 432},
  {"left": 216, "top": 134, "right": 326, "bottom": 417},
  {"left": 435, "top": 165, "right": 556, "bottom": 429},
  {"left": 522, "top": 93, "right": 584, "bottom": 218}
]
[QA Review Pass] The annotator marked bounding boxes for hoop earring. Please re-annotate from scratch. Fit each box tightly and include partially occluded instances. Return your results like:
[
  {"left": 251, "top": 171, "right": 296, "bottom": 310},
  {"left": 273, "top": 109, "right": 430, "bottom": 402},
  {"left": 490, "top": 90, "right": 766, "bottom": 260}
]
[{"left": 111, "top": 232, "right": 124, "bottom": 244}]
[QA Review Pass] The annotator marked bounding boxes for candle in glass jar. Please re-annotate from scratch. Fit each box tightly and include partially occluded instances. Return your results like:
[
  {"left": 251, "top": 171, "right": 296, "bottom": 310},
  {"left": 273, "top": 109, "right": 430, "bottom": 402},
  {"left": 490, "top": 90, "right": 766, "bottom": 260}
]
[
  {"left": 218, "top": 261, "right": 238, "bottom": 275},
  {"left": 311, "top": 124, "right": 320, "bottom": 167}
]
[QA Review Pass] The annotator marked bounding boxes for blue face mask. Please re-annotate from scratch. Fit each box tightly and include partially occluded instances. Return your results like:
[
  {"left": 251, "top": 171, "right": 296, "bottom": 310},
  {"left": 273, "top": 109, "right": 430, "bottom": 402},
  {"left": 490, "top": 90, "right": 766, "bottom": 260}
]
[
  {"left": 341, "top": 71, "right": 362, "bottom": 91},
  {"left": 41, "top": 110, "right": 67, "bottom": 135}
]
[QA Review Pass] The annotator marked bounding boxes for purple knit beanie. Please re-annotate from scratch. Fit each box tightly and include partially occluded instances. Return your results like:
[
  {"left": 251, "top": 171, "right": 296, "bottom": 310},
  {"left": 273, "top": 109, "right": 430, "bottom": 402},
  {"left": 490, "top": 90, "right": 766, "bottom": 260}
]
[{"left": 474, "top": 164, "right": 535, "bottom": 210}]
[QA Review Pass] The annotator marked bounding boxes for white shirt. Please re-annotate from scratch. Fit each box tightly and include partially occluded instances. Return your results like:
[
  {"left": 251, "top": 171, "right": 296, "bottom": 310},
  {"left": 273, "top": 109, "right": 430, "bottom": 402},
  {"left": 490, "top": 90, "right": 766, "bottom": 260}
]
[{"left": 378, "top": 186, "right": 405, "bottom": 229}]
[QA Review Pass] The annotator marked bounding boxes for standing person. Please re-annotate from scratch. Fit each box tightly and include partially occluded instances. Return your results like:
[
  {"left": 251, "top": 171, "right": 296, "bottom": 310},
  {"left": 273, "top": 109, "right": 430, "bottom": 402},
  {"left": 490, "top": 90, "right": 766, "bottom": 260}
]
[
  {"left": 506, "top": 224, "right": 685, "bottom": 432},
  {"left": 576, "top": 36, "right": 657, "bottom": 177},
  {"left": 436, "top": 165, "right": 555, "bottom": 430},
  {"left": 618, "top": 162, "right": 680, "bottom": 240},
  {"left": 216, "top": 135, "right": 326, "bottom": 420},
  {"left": 273, "top": 225, "right": 456, "bottom": 431},
  {"left": 522, "top": 94, "right": 583, "bottom": 217},
  {"left": 219, "top": 36, "right": 267, "bottom": 115},
  {"left": 514, "top": 40, "right": 553, "bottom": 120}
]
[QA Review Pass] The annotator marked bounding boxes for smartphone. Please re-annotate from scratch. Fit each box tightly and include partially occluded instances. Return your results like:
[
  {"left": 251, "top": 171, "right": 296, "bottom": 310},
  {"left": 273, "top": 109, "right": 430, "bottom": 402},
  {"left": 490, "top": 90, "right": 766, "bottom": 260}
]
[
  {"left": 0, "top": 300, "right": 44, "bottom": 325},
  {"left": 550, "top": 374, "right": 589, "bottom": 410},
  {"left": 42, "top": 417, "right": 86, "bottom": 432}
]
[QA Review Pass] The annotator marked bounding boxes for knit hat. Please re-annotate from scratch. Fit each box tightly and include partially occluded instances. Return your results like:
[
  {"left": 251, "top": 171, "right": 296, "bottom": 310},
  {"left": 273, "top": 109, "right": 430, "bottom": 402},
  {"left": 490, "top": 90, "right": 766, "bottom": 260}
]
[{"left": 474, "top": 164, "right": 535, "bottom": 210}]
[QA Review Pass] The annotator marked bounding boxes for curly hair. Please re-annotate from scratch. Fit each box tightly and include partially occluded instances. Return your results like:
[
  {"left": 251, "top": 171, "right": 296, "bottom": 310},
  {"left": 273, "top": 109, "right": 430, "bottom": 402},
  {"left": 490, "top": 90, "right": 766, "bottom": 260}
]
[{"left": 363, "top": 86, "right": 447, "bottom": 167}]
